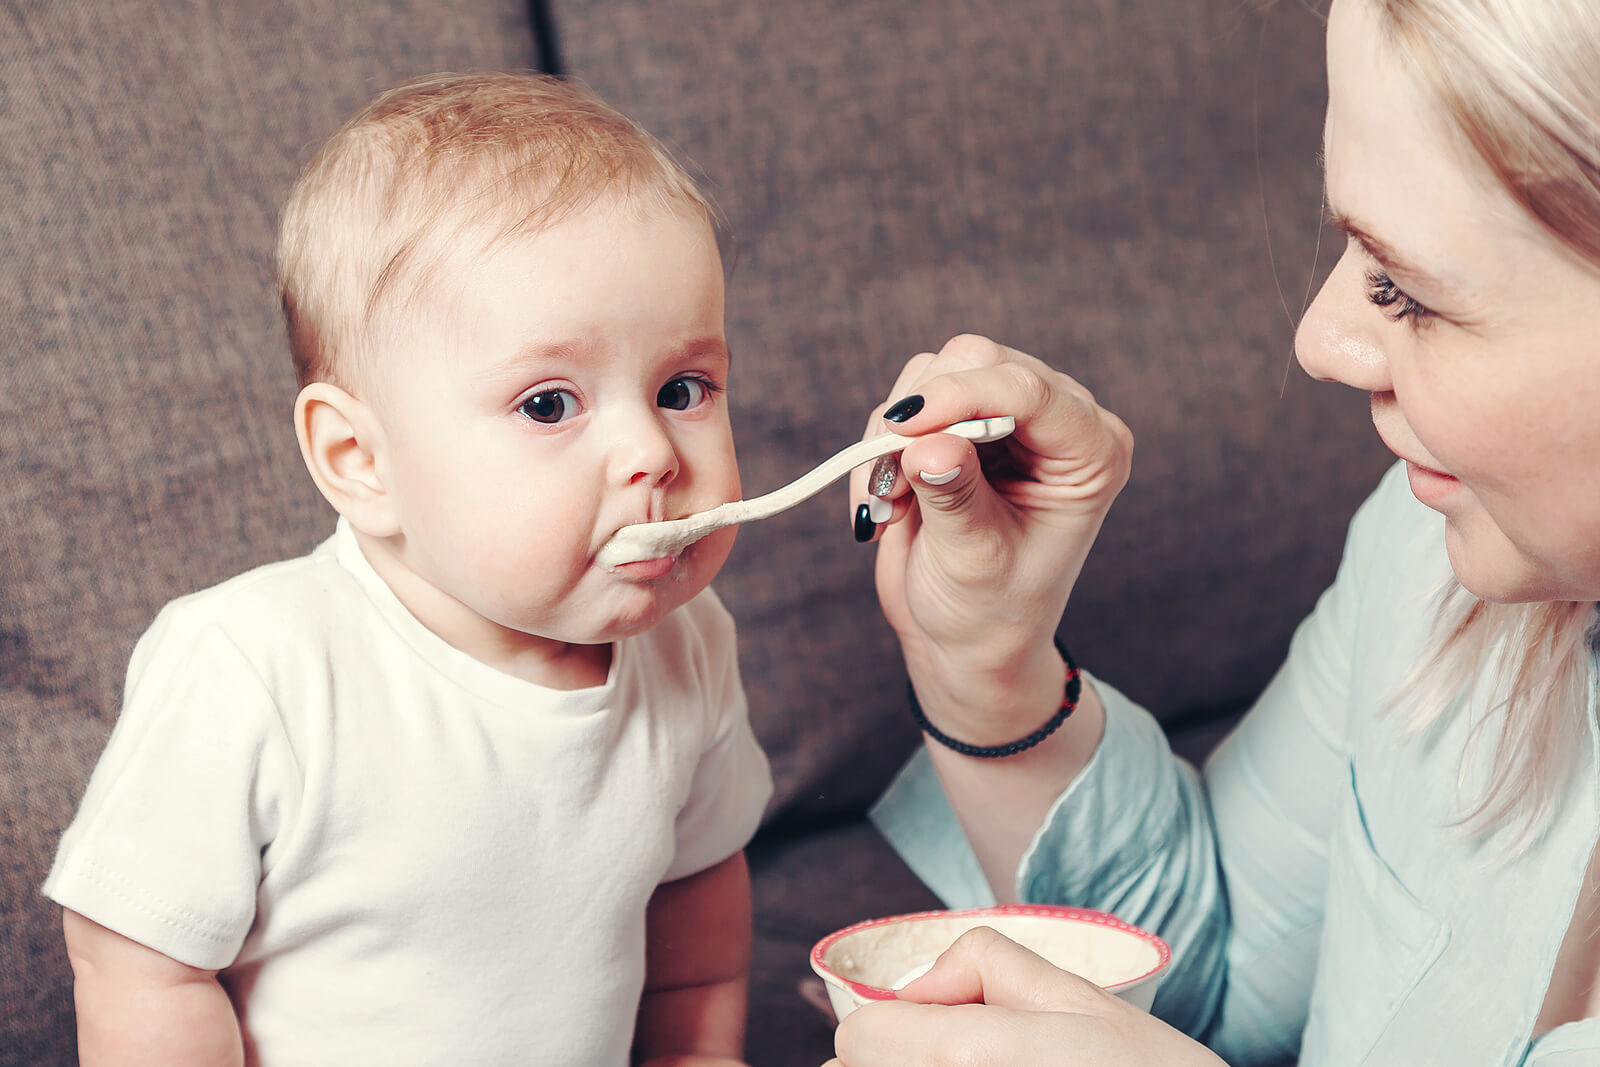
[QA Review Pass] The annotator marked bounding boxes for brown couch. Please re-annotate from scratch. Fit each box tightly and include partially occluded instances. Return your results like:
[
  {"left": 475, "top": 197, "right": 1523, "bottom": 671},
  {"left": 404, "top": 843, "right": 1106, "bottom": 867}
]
[{"left": 1, "top": 2, "right": 1391, "bottom": 1064}]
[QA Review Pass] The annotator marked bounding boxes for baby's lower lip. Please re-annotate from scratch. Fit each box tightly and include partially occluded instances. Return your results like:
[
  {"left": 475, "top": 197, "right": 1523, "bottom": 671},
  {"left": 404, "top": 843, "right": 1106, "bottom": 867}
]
[
  {"left": 611, "top": 556, "right": 677, "bottom": 579},
  {"left": 1405, "top": 460, "right": 1461, "bottom": 507}
]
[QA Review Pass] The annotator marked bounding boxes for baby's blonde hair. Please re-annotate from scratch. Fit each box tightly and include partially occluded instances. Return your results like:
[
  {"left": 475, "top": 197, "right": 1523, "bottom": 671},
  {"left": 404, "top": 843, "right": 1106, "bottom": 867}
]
[
  {"left": 277, "top": 71, "right": 717, "bottom": 391},
  {"left": 1372, "top": 0, "right": 1600, "bottom": 839}
]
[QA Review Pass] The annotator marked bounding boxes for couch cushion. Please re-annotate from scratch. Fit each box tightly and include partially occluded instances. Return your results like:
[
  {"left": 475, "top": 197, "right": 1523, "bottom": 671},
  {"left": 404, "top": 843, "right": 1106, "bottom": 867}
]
[
  {"left": 555, "top": 0, "right": 1394, "bottom": 826},
  {"left": 1, "top": 4, "right": 539, "bottom": 1061}
]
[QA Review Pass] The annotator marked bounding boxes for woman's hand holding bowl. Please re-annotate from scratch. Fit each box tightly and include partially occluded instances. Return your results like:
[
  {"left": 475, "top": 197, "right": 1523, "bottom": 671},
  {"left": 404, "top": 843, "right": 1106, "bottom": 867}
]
[{"left": 823, "top": 927, "right": 1221, "bottom": 1067}]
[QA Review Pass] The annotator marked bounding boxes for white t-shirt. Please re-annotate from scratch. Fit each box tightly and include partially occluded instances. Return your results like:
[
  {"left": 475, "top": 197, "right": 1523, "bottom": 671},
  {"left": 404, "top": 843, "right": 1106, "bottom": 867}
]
[{"left": 45, "top": 520, "right": 773, "bottom": 1066}]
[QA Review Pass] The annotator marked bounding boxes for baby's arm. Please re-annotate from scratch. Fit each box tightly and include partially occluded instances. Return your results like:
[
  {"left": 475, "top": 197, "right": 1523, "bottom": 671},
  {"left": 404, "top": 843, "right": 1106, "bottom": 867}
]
[
  {"left": 63, "top": 909, "right": 244, "bottom": 1067},
  {"left": 633, "top": 850, "right": 752, "bottom": 1067}
]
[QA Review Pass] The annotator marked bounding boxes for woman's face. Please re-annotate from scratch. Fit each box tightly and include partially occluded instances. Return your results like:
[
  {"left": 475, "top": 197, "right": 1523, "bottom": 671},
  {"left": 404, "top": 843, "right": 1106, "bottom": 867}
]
[{"left": 1296, "top": 0, "right": 1600, "bottom": 603}]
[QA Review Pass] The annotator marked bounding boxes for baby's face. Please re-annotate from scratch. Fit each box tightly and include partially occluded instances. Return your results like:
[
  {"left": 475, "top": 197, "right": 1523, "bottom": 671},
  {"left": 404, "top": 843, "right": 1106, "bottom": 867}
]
[{"left": 362, "top": 196, "right": 740, "bottom": 668}]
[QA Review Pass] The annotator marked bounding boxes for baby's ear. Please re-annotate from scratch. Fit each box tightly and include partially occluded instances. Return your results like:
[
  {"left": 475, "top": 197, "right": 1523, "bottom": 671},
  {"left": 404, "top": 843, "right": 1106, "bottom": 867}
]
[{"left": 293, "top": 382, "right": 400, "bottom": 537}]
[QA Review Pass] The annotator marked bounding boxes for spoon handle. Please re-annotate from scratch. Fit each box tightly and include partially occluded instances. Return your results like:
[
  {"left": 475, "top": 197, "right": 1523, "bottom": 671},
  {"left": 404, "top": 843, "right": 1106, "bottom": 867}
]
[
  {"left": 724, "top": 416, "right": 1016, "bottom": 525},
  {"left": 596, "top": 417, "right": 1015, "bottom": 566}
]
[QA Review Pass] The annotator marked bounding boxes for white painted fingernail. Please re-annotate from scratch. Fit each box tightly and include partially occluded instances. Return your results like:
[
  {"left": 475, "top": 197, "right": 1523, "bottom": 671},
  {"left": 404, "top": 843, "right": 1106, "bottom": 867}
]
[
  {"left": 919, "top": 466, "right": 962, "bottom": 486},
  {"left": 867, "top": 495, "right": 893, "bottom": 523}
]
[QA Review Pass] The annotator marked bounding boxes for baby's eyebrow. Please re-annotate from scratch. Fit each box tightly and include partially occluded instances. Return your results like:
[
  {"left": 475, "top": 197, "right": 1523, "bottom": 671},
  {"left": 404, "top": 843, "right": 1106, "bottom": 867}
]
[
  {"left": 506, "top": 339, "right": 585, "bottom": 366},
  {"left": 671, "top": 336, "right": 732, "bottom": 366}
]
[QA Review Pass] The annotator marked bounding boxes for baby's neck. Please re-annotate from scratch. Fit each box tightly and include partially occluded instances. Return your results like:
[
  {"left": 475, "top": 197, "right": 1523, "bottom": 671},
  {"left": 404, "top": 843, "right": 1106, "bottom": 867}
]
[
  {"left": 352, "top": 527, "right": 613, "bottom": 691},
  {"left": 495, "top": 639, "right": 613, "bottom": 691}
]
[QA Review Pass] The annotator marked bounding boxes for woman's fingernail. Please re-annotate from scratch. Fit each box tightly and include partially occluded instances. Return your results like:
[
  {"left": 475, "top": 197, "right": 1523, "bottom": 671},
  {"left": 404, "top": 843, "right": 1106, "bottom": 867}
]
[
  {"left": 883, "top": 395, "right": 925, "bottom": 423},
  {"left": 867, "top": 495, "right": 892, "bottom": 523},
  {"left": 919, "top": 465, "right": 962, "bottom": 486},
  {"left": 868, "top": 455, "right": 898, "bottom": 498},
  {"left": 853, "top": 502, "right": 878, "bottom": 542}
]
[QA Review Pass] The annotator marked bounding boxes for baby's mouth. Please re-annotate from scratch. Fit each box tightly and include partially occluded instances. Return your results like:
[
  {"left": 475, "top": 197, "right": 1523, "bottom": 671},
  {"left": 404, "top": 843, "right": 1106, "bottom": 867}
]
[{"left": 606, "top": 553, "right": 679, "bottom": 580}]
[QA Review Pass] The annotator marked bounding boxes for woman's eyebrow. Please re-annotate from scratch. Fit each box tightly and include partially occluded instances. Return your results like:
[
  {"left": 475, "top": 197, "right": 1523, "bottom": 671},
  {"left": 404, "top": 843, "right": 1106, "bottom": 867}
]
[{"left": 1325, "top": 207, "right": 1458, "bottom": 295}]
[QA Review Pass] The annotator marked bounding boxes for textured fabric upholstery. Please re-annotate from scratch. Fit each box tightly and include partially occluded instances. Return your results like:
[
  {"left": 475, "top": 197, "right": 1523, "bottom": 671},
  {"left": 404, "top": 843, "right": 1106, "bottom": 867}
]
[{"left": 2, "top": 2, "right": 1386, "bottom": 1064}]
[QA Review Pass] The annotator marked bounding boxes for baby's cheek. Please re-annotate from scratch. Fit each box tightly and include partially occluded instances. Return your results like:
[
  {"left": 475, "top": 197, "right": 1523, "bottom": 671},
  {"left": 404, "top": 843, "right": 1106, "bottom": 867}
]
[{"left": 685, "top": 526, "right": 737, "bottom": 586}]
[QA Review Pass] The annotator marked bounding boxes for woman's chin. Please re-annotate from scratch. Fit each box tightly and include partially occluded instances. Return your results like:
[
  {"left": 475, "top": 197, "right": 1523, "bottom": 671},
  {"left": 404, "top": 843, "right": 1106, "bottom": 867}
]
[{"left": 1443, "top": 523, "right": 1557, "bottom": 605}]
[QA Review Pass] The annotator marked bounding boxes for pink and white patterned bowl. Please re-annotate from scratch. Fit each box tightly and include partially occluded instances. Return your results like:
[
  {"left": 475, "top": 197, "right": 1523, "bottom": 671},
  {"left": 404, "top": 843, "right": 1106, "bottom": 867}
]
[{"left": 809, "top": 904, "right": 1171, "bottom": 1023}]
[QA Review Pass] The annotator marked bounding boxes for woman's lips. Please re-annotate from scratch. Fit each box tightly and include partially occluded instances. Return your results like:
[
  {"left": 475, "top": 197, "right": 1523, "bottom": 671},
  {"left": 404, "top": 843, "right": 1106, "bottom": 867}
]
[{"left": 1374, "top": 422, "right": 1459, "bottom": 506}]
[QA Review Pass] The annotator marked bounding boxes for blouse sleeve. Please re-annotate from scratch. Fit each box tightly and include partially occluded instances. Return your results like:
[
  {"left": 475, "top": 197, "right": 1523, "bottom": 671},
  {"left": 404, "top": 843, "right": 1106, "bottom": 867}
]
[{"left": 874, "top": 463, "right": 1411, "bottom": 1065}]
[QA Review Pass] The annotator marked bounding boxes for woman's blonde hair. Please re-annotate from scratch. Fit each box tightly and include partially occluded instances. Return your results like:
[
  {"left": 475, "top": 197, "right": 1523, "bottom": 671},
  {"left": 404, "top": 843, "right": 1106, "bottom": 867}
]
[
  {"left": 1373, "top": 0, "right": 1600, "bottom": 838},
  {"left": 277, "top": 71, "right": 717, "bottom": 391}
]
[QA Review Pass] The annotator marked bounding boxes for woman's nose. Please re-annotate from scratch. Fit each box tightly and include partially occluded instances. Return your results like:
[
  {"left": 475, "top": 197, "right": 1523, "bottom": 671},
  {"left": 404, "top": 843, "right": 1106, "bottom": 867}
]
[{"left": 1295, "top": 247, "right": 1393, "bottom": 393}]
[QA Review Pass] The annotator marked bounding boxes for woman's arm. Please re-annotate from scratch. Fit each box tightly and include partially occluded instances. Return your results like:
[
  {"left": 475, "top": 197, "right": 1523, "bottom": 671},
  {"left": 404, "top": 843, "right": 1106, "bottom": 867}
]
[
  {"left": 852, "top": 334, "right": 1133, "bottom": 898},
  {"left": 633, "top": 851, "right": 752, "bottom": 1067},
  {"left": 63, "top": 908, "right": 244, "bottom": 1067},
  {"left": 921, "top": 673, "right": 1107, "bottom": 903},
  {"left": 859, "top": 337, "right": 1379, "bottom": 1062}
]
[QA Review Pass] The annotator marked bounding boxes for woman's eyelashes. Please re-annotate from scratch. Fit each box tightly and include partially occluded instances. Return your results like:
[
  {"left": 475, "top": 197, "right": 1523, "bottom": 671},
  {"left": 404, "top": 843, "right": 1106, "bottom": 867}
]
[{"left": 1366, "top": 268, "right": 1436, "bottom": 326}]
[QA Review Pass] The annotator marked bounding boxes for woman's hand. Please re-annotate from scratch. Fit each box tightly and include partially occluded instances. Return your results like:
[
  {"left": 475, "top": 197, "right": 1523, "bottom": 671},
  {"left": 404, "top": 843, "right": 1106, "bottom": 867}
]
[
  {"left": 852, "top": 334, "right": 1133, "bottom": 745},
  {"left": 822, "top": 927, "right": 1220, "bottom": 1067}
]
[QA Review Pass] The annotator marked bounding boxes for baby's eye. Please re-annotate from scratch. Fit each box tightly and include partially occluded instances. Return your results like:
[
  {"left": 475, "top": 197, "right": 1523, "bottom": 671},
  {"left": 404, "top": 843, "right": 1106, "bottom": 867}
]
[
  {"left": 518, "top": 389, "right": 579, "bottom": 424},
  {"left": 657, "top": 376, "right": 718, "bottom": 411}
]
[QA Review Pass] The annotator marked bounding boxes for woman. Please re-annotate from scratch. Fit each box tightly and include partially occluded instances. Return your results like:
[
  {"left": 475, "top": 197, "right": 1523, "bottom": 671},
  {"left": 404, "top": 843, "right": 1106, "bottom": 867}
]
[{"left": 833, "top": 0, "right": 1600, "bottom": 1063}]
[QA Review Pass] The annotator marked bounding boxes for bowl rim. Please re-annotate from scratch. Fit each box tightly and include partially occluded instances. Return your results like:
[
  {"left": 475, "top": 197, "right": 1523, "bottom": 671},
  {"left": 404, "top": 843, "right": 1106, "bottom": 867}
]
[{"left": 808, "top": 903, "right": 1172, "bottom": 1004}]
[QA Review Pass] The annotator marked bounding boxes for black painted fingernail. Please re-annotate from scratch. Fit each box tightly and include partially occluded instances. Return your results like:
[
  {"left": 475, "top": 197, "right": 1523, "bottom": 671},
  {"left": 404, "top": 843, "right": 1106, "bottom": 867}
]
[
  {"left": 853, "top": 503, "right": 878, "bottom": 542},
  {"left": 883, "top": 395, "right": 925, "bottom": 423}
]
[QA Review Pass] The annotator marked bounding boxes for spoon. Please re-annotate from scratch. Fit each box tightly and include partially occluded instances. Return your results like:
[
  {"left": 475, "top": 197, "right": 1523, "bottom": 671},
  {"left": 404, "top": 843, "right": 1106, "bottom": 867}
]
[{"left": 597, "top": 416, "right": 1016, "bottom": 567}]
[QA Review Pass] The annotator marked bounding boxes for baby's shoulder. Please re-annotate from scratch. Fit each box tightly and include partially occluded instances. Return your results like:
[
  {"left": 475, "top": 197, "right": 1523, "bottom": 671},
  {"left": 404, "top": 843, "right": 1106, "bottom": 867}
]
[{"left": 144, "top": 535, "right": 366, "bottom": 665}]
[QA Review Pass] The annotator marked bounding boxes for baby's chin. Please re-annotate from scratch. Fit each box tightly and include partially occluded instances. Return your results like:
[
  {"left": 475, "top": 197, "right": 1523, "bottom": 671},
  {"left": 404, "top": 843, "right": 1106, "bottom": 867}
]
[{"left": 589, "top": 570, "right": 715, "bottom": 641}]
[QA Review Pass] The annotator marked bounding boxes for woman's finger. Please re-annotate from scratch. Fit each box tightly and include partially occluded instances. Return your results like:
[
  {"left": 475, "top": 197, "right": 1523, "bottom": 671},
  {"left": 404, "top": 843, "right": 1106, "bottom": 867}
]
[
  {"left": 889, "top": 433, "right": 1014, "bottom": 557},
  {"left": 879, "top": 337, "right": 1130, "bottom": 489},
  {"left": 848, "top": 351, "right": 938, "bottom": 536},
  {"left": 832, "top": 999, "right": 1055, "bottom": 1067},
  {"left": 895, "top": 925, "right": 1111, "bottom": 1014}
]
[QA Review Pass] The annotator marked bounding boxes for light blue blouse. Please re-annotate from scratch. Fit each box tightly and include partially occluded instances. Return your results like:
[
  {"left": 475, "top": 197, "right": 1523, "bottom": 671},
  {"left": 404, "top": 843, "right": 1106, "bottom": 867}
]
[{"left": 872, "top": 463, "right": 1600, "bottom": 1066}]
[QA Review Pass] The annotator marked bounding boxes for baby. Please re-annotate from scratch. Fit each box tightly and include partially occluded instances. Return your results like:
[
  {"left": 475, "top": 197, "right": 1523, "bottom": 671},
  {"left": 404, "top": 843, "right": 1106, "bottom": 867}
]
[{"left": 45, "top": 72, "right": 772, "bottom": 1066}]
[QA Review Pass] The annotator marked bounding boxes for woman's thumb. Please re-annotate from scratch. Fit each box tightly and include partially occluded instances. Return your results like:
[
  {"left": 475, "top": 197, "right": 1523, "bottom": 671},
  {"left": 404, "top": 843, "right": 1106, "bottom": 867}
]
[
  {"left": 896, "top": 925, "right": 1107, "bottom": 1013},
  {"left": 899, "top": 435, "right": 1002, "bottom": 543}
]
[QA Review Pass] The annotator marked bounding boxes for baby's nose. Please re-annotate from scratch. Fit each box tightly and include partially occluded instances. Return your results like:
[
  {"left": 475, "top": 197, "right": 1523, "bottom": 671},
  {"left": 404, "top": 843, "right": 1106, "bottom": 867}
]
[{"left": 613, "top": 417, "right": 680, "bottom": 488}]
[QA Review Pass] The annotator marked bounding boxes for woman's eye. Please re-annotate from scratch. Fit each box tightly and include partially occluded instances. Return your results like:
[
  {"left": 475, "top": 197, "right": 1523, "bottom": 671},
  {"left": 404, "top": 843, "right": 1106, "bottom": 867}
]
[
  {"left": 657, "top": 376, "right": 717, "bottom": 411},
  {"left": 518, "top": 389, "right": 579, "bottom": 424},
  {"left": 1365, "top": 269, "right": 1435, "bottom": 325}
]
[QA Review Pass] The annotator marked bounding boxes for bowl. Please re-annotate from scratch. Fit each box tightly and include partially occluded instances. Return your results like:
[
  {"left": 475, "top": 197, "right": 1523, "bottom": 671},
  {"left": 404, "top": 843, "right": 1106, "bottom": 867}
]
[{"left": 809, "top": 904, "right": 1171, "bottom": 1022}]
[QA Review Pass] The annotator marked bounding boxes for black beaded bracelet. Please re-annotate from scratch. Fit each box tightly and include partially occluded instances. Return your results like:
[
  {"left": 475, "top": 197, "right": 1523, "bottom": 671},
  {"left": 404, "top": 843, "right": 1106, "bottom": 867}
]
[{"left": 908, "top": 636, "right": 1081, "bottom": 759}]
